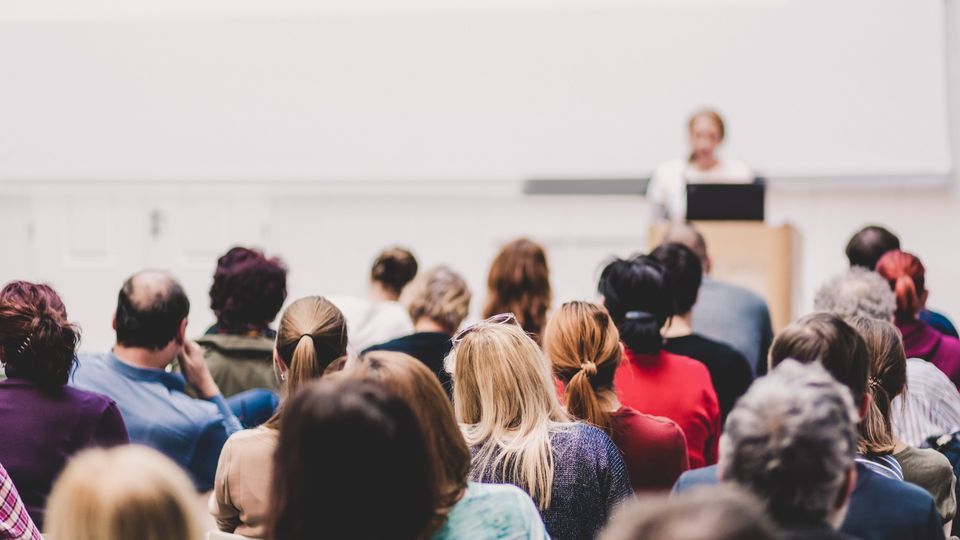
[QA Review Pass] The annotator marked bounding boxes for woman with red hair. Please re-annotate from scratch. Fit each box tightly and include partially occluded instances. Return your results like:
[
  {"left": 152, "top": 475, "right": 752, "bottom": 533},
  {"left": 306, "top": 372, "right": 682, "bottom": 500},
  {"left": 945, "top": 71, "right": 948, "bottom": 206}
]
[{"left": 876, "top": 250, "right": 960, "bottom": 387}]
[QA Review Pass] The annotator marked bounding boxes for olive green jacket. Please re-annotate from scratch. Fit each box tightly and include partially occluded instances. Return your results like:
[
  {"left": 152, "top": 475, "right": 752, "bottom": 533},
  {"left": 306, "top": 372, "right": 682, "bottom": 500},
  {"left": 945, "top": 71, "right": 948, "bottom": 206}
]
[{"left": 196, "top": 334, "right": 279, "bottom": 398}]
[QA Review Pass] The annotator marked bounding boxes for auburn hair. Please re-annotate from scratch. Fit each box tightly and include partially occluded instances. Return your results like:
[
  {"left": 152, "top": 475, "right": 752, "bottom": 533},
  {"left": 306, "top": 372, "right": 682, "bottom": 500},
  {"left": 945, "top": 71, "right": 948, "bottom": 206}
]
[
  {"left": 544, "top": 301, "right": 621, "bottom": 434},
  {"left": 875, "top": 250, "right": 926, "bottom": 321},
  {"left": 483, "top": 238, "right": 552, "bottom": 343}
]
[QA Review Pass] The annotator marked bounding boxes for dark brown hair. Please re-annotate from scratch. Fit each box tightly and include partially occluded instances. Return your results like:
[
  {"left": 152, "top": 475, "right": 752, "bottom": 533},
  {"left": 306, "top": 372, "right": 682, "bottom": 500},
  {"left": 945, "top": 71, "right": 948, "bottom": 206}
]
[
  {"left": 483, "top": 238, "right": 552, "bottom": 342},
  {"left": 849, "top": 317, "right": 907, "bottom": 456},
  {"left": 209, "top": 247, "right": 287, "bottom": 333},
  {"left": 371, "top": 247, "right": 418, "bottom": 298}
]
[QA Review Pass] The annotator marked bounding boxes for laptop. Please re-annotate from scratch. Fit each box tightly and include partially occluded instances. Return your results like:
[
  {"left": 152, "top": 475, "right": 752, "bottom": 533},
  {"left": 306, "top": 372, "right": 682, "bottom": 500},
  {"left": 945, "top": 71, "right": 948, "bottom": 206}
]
[{"left": 686, "top": 181, "right": 765, "bottom": 221}]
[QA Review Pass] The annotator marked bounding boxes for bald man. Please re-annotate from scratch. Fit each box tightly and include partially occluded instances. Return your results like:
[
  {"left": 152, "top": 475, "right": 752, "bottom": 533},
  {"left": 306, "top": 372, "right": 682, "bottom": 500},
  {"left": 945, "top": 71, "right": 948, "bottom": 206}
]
[{"left": 72, "top": 270, "right": 242, "bottom": 491}]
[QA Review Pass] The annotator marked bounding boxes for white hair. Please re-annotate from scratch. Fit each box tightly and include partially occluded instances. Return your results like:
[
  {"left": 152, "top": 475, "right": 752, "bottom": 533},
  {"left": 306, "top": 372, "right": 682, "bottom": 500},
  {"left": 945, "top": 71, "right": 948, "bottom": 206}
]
[
  {"left": 814, "top": 267, "right": 896, "bottom": 321},
  {"left": 719, "top": 359, "right": 858, "bottom": 526}
]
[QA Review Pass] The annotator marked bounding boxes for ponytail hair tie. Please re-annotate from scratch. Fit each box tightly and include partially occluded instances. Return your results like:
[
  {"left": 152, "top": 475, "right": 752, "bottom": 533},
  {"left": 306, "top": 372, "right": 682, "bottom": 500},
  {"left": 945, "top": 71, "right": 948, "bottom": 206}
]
[
  {"left": 299, "top": 334, "right": 313, "bottom": 341},
  {"left": 624, "top": 310, "right": 654, "bottom": 321},
  {"left": 580, "top": 361, "right": 598, "bottom": 377},
  {"left": 868, "top": 377, "right": 881, "bottom": 390}
]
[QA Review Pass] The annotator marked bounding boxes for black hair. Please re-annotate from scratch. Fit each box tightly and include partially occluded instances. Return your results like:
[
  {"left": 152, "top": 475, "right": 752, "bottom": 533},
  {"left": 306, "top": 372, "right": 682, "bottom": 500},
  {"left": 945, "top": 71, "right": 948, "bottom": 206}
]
[
  {"left": 651, "top": 242, "right": 704, "bottom": 315},
  {"left": 269, "top": 378, "right": 436, "bottom": 540},
  {"left": 598, "top": 255, "right": 671, "bottom": 355},
  {"left": 371, "top": 247, "right": 418, "bottom": 297},
  {"left": 115, "top": 274, "right": 190, "bottom": 351},
  {"left": 845, "top": 225, "right": 900, "bottom": 270}
]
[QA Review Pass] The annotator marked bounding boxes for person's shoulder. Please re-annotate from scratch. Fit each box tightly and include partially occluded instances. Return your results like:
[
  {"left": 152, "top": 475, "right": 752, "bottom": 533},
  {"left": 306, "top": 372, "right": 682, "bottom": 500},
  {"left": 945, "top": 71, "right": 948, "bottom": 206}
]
[
  {"left": 652, "top": 159, "right": 686, "bottom": 178},
  {"left": 661, "top": 350, "right": 714, "bottom": 380},
  {"left": 612, "top": 407, "right": 686, "bottom": 444},
  {"left": 673, "top": 464, "right": 719, "bottom": 493},
  {"left": 901, "top": 446, "right": 953, "bottom": 472},
  {"left": 555, "top": 422, "right": 617, "bottom": 452},
  {"left": 62, "top": 384, "right": 119, "bottom": 412},
  {"left": 856, "top": 462, "right": 937, "bottom": 508},
  {"left": 703, "top": 279, "right": 769, "bottom": 310},
  {"left": 224, "top": 427, "right": 277, "bottom": 453},
  {"left": 718, "top": 158, "right": 753, "bottom": 178}
]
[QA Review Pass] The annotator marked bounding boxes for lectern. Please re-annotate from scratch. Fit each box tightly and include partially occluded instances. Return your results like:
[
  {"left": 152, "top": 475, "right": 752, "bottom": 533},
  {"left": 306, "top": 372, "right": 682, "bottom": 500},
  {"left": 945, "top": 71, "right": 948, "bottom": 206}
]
[{"left": 650, "top": 222, "right": 798, "bottom": 332}]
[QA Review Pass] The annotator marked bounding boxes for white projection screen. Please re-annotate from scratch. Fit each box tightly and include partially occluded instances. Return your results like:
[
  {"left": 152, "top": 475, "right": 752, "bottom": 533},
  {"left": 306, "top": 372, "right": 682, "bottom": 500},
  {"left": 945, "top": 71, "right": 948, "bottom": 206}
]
[{"left": 0, "top": 0, "right": 951, "bottom": 183}]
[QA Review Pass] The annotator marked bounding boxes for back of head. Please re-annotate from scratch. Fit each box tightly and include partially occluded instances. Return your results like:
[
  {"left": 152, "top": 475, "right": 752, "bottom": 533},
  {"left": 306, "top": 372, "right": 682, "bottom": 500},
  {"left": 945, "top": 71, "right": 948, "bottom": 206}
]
[
  {"left": 0, "top": 281, "right": 80, "bottom": 389},
  {"left": 813, "top": 267, "right": 897, "bottom": 322},
  {"left": 347, "top": 350, "right": 470, "bottom": 533},
  {"left": 769, "top": 312, "right": 869, "bottom": 404},
  {"left": 651, "top": 242, "right": 704, "bottom": 315},
  {"left": 115, "top": 271, "right": 190, "bottom": 351},
  {"left": 483, "top": 238, "right": 552, "bottom": 341},
  {"left": 543, "top": 301, "right": 621, "bottom": 433},
  {"left": 599, "top": 484, "right": 777, "bottom": 540},
  {"left": 209, "top": 246, "right": 287, "bottom": 333},
  {"left": 720, "top": 360, "right": 858, "bottom": 527},
  {"left": 846, "top": 225, "right": 900, "bottom": 270},
  {"left": 269, "top": 378, "right": 435, "bottom": 540},
  {"left": 448, "top": 321, "right": 567, "bottom": 508},
  {"left": 274, "top": 296, "right": 349, "bottom": 402},
  {"left": 371, "top": 247, "right": 419, "bottom": 298},
  {"left": 598, "top": 255, "right": 671, "bottom": 355},
  {"left": 660, "top": 222, "right": 709, "bottom": 266},
  {"left": 849, "top": 316, "right": 907, "bottom": 455},
  {"left": 402, "top": 265, "right": 472, "bottom": 334},
  {"left": 875, "top": 250, "right": 926, "bottom": 321},
  {"left": 45, "top": 446, "right": 204, "bottom": 540}
]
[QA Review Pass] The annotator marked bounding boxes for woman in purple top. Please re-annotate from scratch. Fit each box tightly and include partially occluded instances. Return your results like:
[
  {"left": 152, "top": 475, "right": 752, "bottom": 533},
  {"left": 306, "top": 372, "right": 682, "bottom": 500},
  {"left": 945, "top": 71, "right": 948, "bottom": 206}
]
[
  {"left": 877, "top": 251, "right": 960, "bottom": 388},
  {"left": 0, "top": 281, "right": 129, "bottom": 529}
]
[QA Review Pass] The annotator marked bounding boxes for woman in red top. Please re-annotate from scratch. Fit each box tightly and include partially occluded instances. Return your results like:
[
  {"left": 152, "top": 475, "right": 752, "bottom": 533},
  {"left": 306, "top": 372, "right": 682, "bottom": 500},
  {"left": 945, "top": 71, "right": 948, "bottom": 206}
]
[
  {"left": 545, "top": 301, "right": 689, "bottom": 491},
  {"left": 598, "top": 256, "right": 721, "bottom": 469}
]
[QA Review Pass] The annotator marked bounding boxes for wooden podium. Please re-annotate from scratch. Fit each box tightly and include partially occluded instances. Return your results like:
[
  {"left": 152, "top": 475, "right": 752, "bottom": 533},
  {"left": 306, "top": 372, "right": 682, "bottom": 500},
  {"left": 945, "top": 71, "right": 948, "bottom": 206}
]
[{"left": 650, "top": 222, "right": 799, "bottom": 332}]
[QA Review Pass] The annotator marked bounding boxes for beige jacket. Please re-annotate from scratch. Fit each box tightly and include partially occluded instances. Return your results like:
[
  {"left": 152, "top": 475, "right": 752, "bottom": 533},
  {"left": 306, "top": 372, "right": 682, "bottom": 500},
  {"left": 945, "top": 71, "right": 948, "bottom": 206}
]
[{"left": 209, "top": 426, "right": 278, "bottom": 538}]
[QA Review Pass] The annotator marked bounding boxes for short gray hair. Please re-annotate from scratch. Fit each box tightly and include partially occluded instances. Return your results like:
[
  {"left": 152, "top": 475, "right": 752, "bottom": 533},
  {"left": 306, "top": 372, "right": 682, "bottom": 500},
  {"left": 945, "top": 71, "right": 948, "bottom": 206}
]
[
  {"left": 719, "top": 359, "right": 858, "bottom": 526},
  {"left": 814, "top": 267, "right": 896, "bottom": 321},
  {"left": 401, "top": 265, "right": 471, "bottom": 333}
]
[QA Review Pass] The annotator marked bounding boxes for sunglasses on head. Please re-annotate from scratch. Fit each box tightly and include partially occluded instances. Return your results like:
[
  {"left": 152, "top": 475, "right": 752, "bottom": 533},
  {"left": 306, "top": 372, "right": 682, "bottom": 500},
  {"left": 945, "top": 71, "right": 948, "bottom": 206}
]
[{"left": 451, "top": 312, "right": 519, "bottom": 345}]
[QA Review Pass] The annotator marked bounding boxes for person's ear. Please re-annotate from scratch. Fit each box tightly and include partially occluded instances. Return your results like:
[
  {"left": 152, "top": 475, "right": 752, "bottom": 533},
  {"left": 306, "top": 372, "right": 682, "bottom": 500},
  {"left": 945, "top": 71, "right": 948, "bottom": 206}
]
[
  {"left": 704, "top": 256, "right": 713, "bottom": 275},
  {"left": 835, "top": 465, "right": 857, "bottom": 512},
  {"left": 111, "top": 311, "right": 118, "bottom": 331},
  {"left": 274, "top": 349, "right": 287, "bottom": 374},
  {"left": 857, "top": 392, "right": 872, "bottom": 422},
  {"left": 919, "top": 290, "right": 929, "bottom": 311},
  {"left": 176, "top": 319, "right": 188, "bottom": 345}
]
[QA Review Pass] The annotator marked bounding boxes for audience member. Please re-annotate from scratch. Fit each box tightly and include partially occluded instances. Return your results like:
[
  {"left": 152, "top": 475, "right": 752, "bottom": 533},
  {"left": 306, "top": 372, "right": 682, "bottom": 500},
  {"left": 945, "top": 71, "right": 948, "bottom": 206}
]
[
  {"left": 345, "top": 351, "right": 548, "bottom": 539},
  {"left": 851, "top": 316, "right": 956, "bottom": 526},
  {"left": 71, "top": 271, "right": 243, "bottom": 491},
  {"left": 600, "top": 484, "right": 777, "bottom": 540},
  {"left": 846, "top": 225, "right": 958, "bottom": 338},
  {"left": 268, "top": 378, "right": 436, "bottom": 540},
  {"left": 44, "top": 446, "right": 205, "bottom": 540},
  {"left": 365, "top": 265, "right": 471, "bottom": 394},
  {"left": 813, "top": 266, "right": 960, "bottom": 447},
  {"left": 483, "top": 238, "right": 552, "bottom": 343},
  {"left": 661, "top": 222, "right": 773, "bottom": 373},
  {"left": 544, "top": 301, "right": 689, "bottom": 491},
  {"left": 210, "top": 296, "right": 348, "bottom": 538},
  {"left": 876, "top": 250, "right": 960, "bottom": 387},
  {"left": 599, "top": 255, "right": 720, "bottom": 468},
  {"left": 198, "top": 246, "right": 287, "bottom": 397},
  {"left": 330, "top": 246, "right": 417, "bottom": 352},
  {"left": 652, "top": 242, "right": 753, "bottom": 421},
  {"left": 0, "top": 281, "right": 128, "bottom": 528},
  {"left": 0, "top": 462, "right": 40, "bottom": 540},
  {"left": 674, "top": 313, "right": 946, "bottom": 540},
  {"left": 721, "top": 360, "right": 859, "bottom": 539},
  {"left": 448, "top": 318, "right": 631, "bottom": 539}
]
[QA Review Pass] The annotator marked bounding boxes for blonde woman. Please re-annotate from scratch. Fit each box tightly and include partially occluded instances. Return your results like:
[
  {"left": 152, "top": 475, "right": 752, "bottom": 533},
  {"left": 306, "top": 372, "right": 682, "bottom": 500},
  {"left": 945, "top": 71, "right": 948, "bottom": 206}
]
[
  {"left": 44, "top": 445, "right": 205, "bottom": 540},
  {"left": 209, "top": 296, "right": 348, "bottom": 537},
  {"left": 448, "top": 317, "right": 632, "bottom": 540},
  {"left": 544, "top": 301, "right": 689, "bottom": 492},
  {"left": 346, "top": 351, "right": 547, "bottom": 539}
]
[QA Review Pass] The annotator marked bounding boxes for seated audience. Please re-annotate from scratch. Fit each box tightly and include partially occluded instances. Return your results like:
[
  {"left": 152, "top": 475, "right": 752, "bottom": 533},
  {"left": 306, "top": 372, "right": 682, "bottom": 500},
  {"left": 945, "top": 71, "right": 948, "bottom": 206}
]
[
  {"left": 44, "top": 445, "right": 205, "bottom": 540},
  {"left": 876, "top": 250, "right": 960, "bottom": 387},
  {"left": 599, "top": 256, "right": 720, "bottom": 468},
  {"left": 846, "top": 225, "right": 957, "bottom": 337},
  {"left": 661, "top": 222, "right": 773, "bottom": 374},
  {"left": 483, "top": 238, "right": 552, "bottom": 343},
  {"left": 210, "top": 296, "right": 348, "bottom": 538},
  {"left": 198, "top": 246, "right": 287, "bottom": 397},
  {"left": 674, "top": 313, "right": 946, "bottom": 540},
  {"left": 365, "top": 265, "right": 471, "bottom": 393},
  {"left": 268, "top": 378, "right": 436, "bottom": 540},
  {"left": 0, "top": 281, "right": 128, "bottom": 528},
  {"left": 851, "top": 316, "right": 956, "bottom": 526},
  {"left": 448, "top": 317, "right": 631, "bottom": 539},
  {"left": 344, "top": 351, "right": 548, "bottom": 539},
  {"left": 330, "top": 247, "right": 417, "bottom": 352},
  {"left": 721, "top": 360, "right": 859, "bottom": 539},
  {"left": 0, "top": 462, "right": 40, "bottom": 540},
  {"left": 652, "top": 242, "right": 753, "bottom": 421},
  {"left": 600, "top": 484, "right": 777, "bottom": 540},
  {"left": 72, "top": 271, "right": 242, "bottom": 491},
  {"left": 813, "top": 267, "right": 960, "bottom": 447},
  {"left": 544, "top": 301, "right": 689, "bottom": 491}
]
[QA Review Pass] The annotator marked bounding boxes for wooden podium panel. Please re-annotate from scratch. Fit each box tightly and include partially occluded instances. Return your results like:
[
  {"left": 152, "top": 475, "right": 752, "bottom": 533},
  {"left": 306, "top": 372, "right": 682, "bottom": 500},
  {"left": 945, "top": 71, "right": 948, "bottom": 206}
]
[{"left": 650, "top": 222, "right": 798, "bottom": 332}]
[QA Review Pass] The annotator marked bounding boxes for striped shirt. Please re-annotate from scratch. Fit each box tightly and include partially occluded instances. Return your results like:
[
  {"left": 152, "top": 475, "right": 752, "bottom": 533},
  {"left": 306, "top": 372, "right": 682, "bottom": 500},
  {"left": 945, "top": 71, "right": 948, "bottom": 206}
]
[
  {"left": 0, "top": 463, "right": 40, "bottom": 540},
  {"left": 856, "top": 454, "right": 904, "bottom": 481},
  {"left": 891, "top": 358, "right": 960, "bottom": 447}
]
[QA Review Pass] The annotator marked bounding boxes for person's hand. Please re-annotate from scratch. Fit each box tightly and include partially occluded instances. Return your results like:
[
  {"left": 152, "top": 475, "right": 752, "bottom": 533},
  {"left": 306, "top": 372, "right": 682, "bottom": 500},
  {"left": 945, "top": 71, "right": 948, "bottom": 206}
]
[{"left": 178, "top": 339, "right": 220, "bottom": 399}]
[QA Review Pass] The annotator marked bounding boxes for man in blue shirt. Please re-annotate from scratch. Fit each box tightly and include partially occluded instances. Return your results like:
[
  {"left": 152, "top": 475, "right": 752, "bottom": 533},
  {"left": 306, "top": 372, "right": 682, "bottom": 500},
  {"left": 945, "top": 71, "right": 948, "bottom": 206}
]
[
  {"left": 674, "top": 313, "right": 945, "bottom": 540},
  {"left": 73, "top": 270, "right": 242, "bottom": 491}
]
